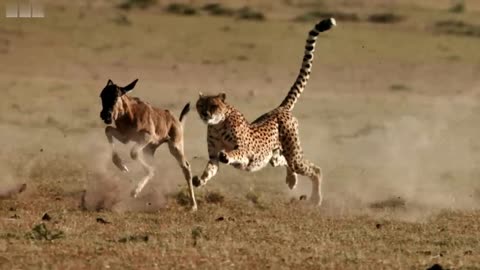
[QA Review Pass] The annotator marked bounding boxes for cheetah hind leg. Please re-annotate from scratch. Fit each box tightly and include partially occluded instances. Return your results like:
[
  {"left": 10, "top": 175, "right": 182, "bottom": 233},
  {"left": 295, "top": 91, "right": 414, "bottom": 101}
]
[
  {"left": 279, "top": 124, "right": 322, "bottom": 205},
  {"left": 270, "top": 149, "right": 297, "bottom": 189},
  {"left": 286, "top": 167, "right": 298, "bottom": 190}
]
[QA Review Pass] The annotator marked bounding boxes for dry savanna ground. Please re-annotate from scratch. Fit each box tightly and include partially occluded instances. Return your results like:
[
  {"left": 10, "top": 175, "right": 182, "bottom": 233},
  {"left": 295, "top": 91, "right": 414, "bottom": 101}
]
[{"left": 1, "top": 0, "right": 480, "bottom": 269}]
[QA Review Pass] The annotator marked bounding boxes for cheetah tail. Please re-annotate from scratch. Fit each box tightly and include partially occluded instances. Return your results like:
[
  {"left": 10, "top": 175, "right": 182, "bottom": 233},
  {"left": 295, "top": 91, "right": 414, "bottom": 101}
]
[
  {"left": 178, "top": 102, "right": 191, "bottom": 124},
  {"left": 280, "top": 18, "right": 336, "bottom": 111}
]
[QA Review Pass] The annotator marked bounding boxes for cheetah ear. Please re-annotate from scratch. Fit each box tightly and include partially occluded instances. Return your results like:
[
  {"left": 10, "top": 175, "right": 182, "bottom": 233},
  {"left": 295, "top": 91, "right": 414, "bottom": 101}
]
[
  {"left": 107, "top": 79, "right": 114, "bottom": 86},
  {"left": 219, "top": 92, "right": 226, "bottom": 101}
]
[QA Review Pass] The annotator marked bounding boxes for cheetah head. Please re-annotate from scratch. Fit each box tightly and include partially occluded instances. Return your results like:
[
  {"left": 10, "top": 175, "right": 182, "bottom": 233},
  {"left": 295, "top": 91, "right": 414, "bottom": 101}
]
[{"left": 196, "top": 92, "right": 228, "bottom": 125}]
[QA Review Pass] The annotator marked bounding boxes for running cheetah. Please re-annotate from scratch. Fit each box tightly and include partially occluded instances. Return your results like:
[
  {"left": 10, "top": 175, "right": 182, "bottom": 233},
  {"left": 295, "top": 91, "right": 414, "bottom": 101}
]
[{"left": 193, "top": 18, "right": 336, "bottom": 206}]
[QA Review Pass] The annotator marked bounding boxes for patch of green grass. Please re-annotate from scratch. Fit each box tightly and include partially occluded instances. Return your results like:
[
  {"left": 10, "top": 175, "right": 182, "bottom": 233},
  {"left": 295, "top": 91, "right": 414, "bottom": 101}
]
[{"left": 26, "top": 223, "right": 65, "bottom": 241}]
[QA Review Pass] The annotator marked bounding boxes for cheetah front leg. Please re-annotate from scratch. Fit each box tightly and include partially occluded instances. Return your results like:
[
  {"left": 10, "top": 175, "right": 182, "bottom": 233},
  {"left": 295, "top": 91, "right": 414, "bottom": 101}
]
[
  {"left": 192, "top": 159, "right": 219, "bottom": 187},
  {"left": 218, "top": 148, "right": 250, "bottom": 169}
]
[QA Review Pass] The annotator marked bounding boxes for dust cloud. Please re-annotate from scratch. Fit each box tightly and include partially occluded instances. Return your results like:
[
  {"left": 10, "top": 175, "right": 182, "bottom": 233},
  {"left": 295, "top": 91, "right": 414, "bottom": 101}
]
[
  {"left": 0, "top": 124, "right": 182, "bottom": 213},
  {"left": 293, "top": 94, "right": 480, "bottom": 220},
  {"left": 75, "top": 132, "right": 180, "bottom": 213}
]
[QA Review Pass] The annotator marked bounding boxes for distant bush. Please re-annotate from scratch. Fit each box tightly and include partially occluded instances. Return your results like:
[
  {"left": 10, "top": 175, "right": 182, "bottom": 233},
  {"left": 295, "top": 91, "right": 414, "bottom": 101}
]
[
  {"left": 367, "top": 12, "right": 404, "bottom": 24},
  {"left": 112, "top": 14, "right": 132, "bottom": 26},
  {"left": 390, "top": 84, "right": 411, "bottom": 92},
  {"left": 202, "top": 3, "right": 235, "bottom": 16},
  {"left": 236, "top": 6, "right": 265, "bottom": 21},
  {"left": 449, "top": 0, "right": 466, "bottom": 13},
  {"left": 434, "top": 20, "right": 480, "bottom": 38},
  {"left": 294, "top": 10, "right": 359, "bottom": 22},
  {"left": 165, "top": 3, "right": 198, "bottom": 16},
  {"left": 201, "top": 3, "right": 265, "bottom": 21},
  {"left": 118, "top": 0, "right": 156, "bottom": 10}
]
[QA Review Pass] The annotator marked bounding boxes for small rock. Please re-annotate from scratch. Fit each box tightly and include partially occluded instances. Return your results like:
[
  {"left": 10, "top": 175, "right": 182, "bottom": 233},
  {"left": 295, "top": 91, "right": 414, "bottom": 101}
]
[
  {"left": 215, "top": 216, "right": 225, "bottom": 222},
  {"left": 18, "top": 184, "right": 27, "bottom": 193},
  {"left": 376, "top": 223, "right": 382, "bottom": 229},
  {"left": 96, "top": 217, "right": 110, "bottom": 224},
  {"left": 42, "top": 213, "right": 51, "bottom": 221},
  {"left": 427, "top": 264, "right": 444, "bottom": 270}
]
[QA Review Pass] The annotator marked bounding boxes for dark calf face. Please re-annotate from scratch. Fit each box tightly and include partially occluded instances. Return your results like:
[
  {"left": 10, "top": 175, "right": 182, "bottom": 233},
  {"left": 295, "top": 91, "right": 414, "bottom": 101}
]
[{"left": 99, "top": 79, "right": 138, "bottom": 124}]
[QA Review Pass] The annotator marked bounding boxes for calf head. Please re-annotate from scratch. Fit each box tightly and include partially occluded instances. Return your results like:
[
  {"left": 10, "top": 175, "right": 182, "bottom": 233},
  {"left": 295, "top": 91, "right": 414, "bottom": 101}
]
[{"left": 99, "top": 79, "right": 138, "bottom": 124}]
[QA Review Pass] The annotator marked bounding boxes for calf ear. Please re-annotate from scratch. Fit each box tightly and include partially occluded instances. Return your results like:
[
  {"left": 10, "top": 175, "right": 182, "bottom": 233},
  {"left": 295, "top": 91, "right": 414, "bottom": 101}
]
[{"left": 121, "top": 79, "right": 138, "bottom": 94}]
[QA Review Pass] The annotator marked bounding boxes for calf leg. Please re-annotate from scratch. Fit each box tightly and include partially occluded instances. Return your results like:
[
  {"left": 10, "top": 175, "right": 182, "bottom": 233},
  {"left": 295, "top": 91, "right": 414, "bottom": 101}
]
[
  {"left": 105, "top": 126, "right": 129, "bottom": 172},
  {"left": 130, "top": 140, "right": 155, "bottom": 198},
  {"left": 168, "top": 140, "right": 197, "bottom": 211}
]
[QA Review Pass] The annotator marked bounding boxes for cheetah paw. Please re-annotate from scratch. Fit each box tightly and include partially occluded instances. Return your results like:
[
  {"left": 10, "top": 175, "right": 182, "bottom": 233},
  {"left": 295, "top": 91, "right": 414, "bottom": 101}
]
[
  {"left": 192, "top": 176, "right": 205, "bottom": 187},
  {"left": 218, "top": 151, "right": 229, "bottom": 164}
]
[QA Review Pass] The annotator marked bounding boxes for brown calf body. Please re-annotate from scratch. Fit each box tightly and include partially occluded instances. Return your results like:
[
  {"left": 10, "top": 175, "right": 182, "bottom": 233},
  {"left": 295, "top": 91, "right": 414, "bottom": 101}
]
[{"left": 100, "top": 79, "right": 197, "bottom": 211}]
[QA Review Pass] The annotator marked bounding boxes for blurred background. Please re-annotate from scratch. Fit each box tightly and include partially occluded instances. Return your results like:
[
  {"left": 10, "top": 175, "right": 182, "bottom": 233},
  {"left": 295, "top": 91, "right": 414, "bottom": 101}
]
[
  {"left": 0, "top": 0, "right": 479, "bottom": 213},
  {"left": 1, "top": 1, "right": 480, "bottom": 268}
]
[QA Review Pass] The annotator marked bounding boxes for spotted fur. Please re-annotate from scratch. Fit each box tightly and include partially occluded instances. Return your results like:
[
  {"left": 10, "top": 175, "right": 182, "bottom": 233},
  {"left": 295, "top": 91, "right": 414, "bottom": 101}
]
[{"left": 193, "top": 18, "right": 336, "bottom": 206}]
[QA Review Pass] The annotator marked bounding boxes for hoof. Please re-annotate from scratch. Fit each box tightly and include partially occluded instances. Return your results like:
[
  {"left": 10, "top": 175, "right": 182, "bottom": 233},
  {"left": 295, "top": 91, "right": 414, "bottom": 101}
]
[
  {"left": 130, "top": 189, "right": 139, "bottom": 198},
  {"left": 112, "top": 153, "right": 129, "bottom": 172}
]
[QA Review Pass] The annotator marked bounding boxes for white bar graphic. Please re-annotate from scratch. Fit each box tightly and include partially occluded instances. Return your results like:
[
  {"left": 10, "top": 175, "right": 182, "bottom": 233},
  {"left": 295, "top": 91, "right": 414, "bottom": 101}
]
[
  {"left": 5, "top": 1, "right": 45, "bottom": 18},
  {"left": 31, "top": 2, "right": 44, "bottom": 17},
  {"left": 18, "top": 2, "right": 32, "bottom": 17},
  {"left": 6, "top": 2, "right": 18, "bottom": 18}
]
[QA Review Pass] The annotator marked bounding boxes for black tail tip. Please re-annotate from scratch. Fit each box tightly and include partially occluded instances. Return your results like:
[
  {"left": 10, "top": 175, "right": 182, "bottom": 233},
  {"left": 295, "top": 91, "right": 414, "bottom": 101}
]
[
  {"left": 315, "top": 18, "right": 336, "bottom": 32},
  {"left": 179, "top": 102, "right": 191, "bottom": 122}
]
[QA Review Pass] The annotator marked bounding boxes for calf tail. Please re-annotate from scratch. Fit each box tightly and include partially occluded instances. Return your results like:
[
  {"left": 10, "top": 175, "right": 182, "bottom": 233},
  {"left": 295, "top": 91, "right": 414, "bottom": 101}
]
[{"left": 179, "top": 102, "right": 191, "bottom": 124}]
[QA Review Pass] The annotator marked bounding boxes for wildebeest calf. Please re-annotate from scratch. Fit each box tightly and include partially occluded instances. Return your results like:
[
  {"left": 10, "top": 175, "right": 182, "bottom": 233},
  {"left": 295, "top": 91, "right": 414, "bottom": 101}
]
[{"left": 99, "top": 79, "right": 197, "bottom": 211}]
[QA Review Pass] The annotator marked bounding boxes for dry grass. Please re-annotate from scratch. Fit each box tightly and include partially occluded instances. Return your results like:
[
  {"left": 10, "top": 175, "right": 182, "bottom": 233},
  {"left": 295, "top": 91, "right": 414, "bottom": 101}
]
[{"left": 1, "top": 0, "right": 480, "bottom": 269}]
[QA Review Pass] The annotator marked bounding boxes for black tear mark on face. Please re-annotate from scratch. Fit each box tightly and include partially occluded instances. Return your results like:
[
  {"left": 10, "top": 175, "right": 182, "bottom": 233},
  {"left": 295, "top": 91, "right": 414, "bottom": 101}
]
[
  {"left": 195, "top": 93, "right": 226, "bottom": 122},
  {"left": 99, "top": 79, "right": 139, "bottom": 124},
  {"left": 100, "top": 81, "right": 120, "bottom": 125}
]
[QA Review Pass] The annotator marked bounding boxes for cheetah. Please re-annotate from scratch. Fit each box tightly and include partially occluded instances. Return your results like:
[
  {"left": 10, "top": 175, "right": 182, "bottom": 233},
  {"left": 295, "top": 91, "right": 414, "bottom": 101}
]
[{"left": 192, "top": 18, "right": 336, "bottom": 206}]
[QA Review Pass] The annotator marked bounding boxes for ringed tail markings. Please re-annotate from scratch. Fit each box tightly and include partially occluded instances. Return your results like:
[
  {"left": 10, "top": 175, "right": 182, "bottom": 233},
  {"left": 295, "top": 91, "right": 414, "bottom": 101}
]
[{"left": 280, "top": 18, "right": 336, "bottom": 111}]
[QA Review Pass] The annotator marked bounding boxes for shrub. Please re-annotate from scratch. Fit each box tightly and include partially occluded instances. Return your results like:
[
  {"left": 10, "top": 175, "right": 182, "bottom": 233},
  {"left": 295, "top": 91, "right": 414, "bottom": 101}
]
[
  {"left": 118, "top": 0, "right": 156, "bottom": 10},
  {"left": 165, "top": 3, "right": 198, "bottom": 16}
]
